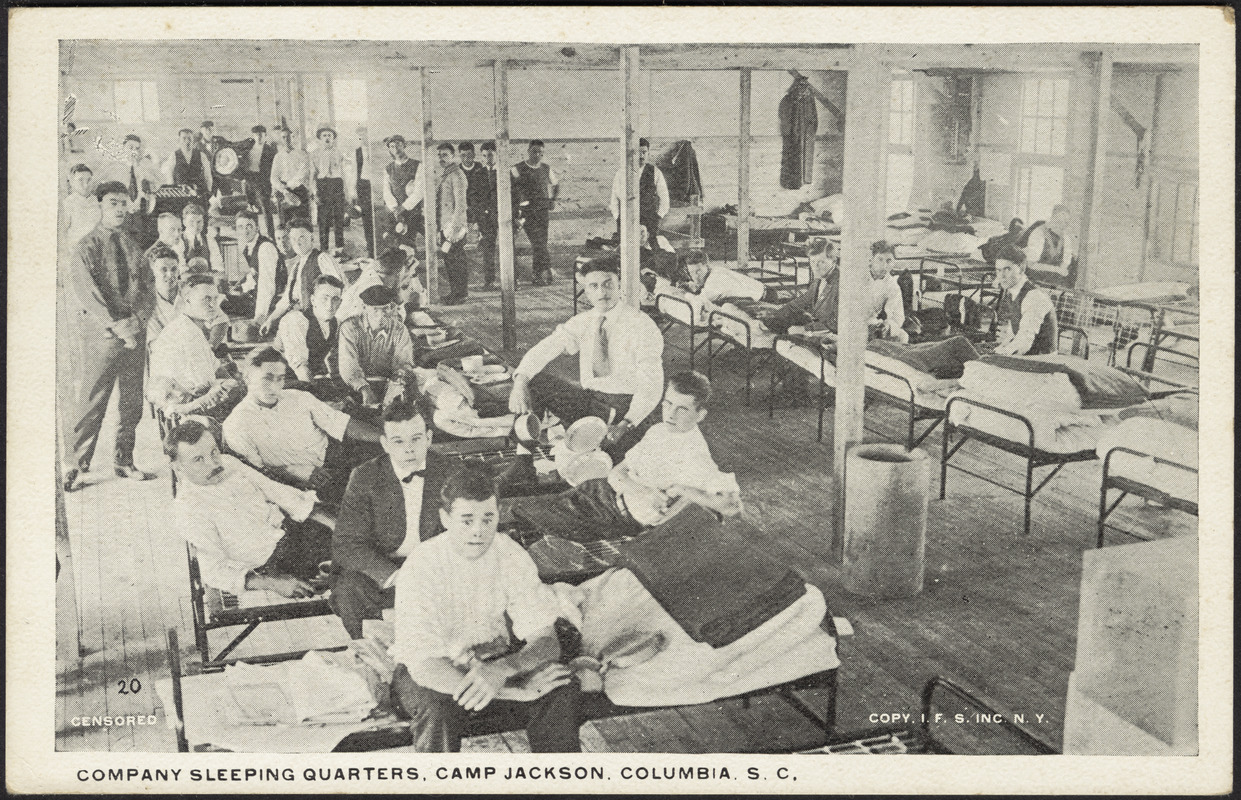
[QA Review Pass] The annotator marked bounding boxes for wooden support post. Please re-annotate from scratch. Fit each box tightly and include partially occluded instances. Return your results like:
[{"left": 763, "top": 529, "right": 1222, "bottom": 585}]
[
  {"left": 1138, "top": 72, "right": 1163, "bottom": 283},
  {"left": 420, "top": 67, "right": 439, "bottom": 305},
  {"left": 493, "top": 59, "right": 517, "bottom": 350},
  {"left": 737, "top": 68, "right": 752, "bottom": 269},
  {"left": 833, "top": 48, "right": 891, "bottom": 562},
  {"left": 1080, "top": 50, "right": 1113, "bottom": 291},
  {"left": 620, "top": 46, "right": 641, "bottom": 307}
]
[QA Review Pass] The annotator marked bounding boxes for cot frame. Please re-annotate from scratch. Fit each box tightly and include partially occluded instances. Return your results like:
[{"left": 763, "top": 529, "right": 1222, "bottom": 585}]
[
  {"left": 1096, "top": 446, "right": 1199, "bottom": 549},
  {"left": 704, "top": 306, "right": 776, "bottom": 406},
  {"left": 652, "top": 292, "right": 712, "bottom": 371}
]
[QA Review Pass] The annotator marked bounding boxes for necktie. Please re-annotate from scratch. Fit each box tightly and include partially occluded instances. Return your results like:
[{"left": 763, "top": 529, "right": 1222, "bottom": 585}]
[
  {"left": 401, "top": 470, "right": 425, "bottom": 484},
  {"left": 128, "top": 166, "right": 139, "bottom": 201},
  {"left": 111, "top": 231, "right": 130, "bottom": 297},
  {"left": 592, "top": 314, "right": 612, "bottom": 378}
]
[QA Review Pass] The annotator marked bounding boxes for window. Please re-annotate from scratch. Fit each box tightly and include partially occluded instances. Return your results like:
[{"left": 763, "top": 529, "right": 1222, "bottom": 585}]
[
  {"left": 1152, "top": 181, "right": 1198, "bottom": 266},
  {"left": 1019, "top": 77, "right": 1069, "bottom": 156},
  {"left": 1014, "top": 165, "right": 1064, "bottom": 223},
  {"left": 888, "top": 78, "right": 915, "bottom": 147},
  {"left": 331, "top": 79, "right": 368, "bottom": 125},
  {"left": 113, "top": 80, "right": 159, "bottom": 123}
]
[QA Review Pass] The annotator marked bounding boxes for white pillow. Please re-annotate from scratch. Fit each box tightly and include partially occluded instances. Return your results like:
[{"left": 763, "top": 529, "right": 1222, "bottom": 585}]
[
  {"left": 809, "top": 193, "right": 844, "bottom": 224},
  {"left": 959, "top": 360, "right": 1082, "bottom": 410}
]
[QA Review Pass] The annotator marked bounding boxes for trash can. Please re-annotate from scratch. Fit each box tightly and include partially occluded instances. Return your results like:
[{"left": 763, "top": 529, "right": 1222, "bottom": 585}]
[{"left": 842, "top": 444, "right": 929, "bottom": 598}]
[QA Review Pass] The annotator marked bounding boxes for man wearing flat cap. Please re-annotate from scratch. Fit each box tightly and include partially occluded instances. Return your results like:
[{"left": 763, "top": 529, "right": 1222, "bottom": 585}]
[
  {"left": 311, "top": 126, "right": 356, "bottom": 252},
  {"left": 338, "top": 283, "right": 417, "bottom": 408},
  {"left": 383, "top": 134, "right": 425, "bottom": 252}
]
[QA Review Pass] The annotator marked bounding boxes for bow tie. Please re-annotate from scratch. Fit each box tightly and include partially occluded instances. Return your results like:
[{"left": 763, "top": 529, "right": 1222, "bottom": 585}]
[{"left": 401, "top": 470, "right": 425, "bottom": 484}]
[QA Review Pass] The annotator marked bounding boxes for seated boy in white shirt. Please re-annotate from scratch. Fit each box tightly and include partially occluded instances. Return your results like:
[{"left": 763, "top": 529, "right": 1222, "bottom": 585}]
[
  {"left": 388, "top": 464, "right": 583, "bottom": 752},
  {"left": 512, "top": 371, "right": 741, "bottom": 544}
]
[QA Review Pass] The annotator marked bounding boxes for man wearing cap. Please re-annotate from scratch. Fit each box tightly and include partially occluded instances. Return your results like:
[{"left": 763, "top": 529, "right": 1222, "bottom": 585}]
[
  {"left": 382, "top": 134, "right": 425, "bottom": 252},
  {"left": 271, "top": 126, "right": 313, "bottom": 226},
  {"left": 435, "top": 142, "right": 470, "bottom": 305},
  {"left": 511, "top": 140, "right": 559, "bottom": 286},
  {"left": 610, "top": 137, "right": 669, "bottom": 240},
  {"left": 337, "top": 248, "right": 423, "bottom": 323},
  {"left": 471, "top": 142, "right": 500, "bottom": 289},
  {"left": 337, "top": 284, "right": 418, "bottom": 408},
  {"left": 311, "top": 126, "right": 356, "bottom": 252},
  {"left": 504, "top": 254, "right": 663, "bottom": 486},
  {"left": 58, "top": 180, "right": 156, "bottom": 491}
]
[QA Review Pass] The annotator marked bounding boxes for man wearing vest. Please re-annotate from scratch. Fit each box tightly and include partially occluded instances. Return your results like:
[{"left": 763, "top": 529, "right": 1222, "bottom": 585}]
[
  {"left": 162, "top": 128, "right": 214, "bottom": 205},
  {"left": 246, "top": 125, "right": 279, "bottom": 238},
  {"left": 460, "top": 142, "right": 497, "bottom": 290},
  {"left": 511, "top": 140, "right": 559, "bottom": 286},
  {"left": 261, "top": 220, "right": 343, "bottom": 336},
  {"left": 223, "top": 209, "right": 287, "bottom": 323},
  {"left": 382, "top": 134, "right": 425, "bottom": 253},
  {"left": 275, "top": 274, "right": 344, "bottom": 384},
  {"left": 610, "top": 137, "right": 670, "bottom": 240},
  {"left": 435, "top": 142, "right": 470, "bottom": 305},
  {"left": 993, "top": 245, "right": 1058, "bottom": 356}
]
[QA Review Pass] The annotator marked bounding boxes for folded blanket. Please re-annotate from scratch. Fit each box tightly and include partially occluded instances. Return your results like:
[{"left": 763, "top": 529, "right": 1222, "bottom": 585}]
[
  {"left": 616, "top": 504, "right": 806, "bottom": 648},
  {"left": 979, "top": 354, "right": 1148, "bottom": 410},
  {"left": 867, "top": 335, "right": 980, "bottom": 380},
  {"left": 1117, "top": 391, "right": 1198, "bottom": 431}
]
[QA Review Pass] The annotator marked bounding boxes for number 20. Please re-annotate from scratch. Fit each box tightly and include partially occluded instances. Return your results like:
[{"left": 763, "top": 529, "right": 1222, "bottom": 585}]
[{"left": 117, "top": 678, "right": 142, "bottom": 694}]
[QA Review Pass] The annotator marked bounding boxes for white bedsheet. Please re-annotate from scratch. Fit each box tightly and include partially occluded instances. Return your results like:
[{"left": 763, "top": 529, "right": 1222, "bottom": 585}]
[
  {"left": 947, "top": 390, "right": 1114, "bottom": 454},
  {"left": 654, "top": 285, "right": 775, "bottom": 349},
  {"left": 775, "top": 339, "right": 957, "bottom": 411},
  {"left": 553, "top": 567, "right": 837, "bottom": 708},
  {"left": 1097, "top": 417, "right": 1198, "bottom": 503}
]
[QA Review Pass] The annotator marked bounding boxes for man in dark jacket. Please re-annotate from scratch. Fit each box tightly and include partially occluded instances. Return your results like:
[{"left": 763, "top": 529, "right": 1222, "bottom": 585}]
[{"left": 329, "top": 398, "right": 450, "bottom": 638}]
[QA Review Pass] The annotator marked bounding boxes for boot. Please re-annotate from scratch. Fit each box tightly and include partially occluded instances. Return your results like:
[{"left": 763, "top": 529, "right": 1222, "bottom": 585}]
[{"left": 495, "top": 452, "right": 538, "bottom": 495}]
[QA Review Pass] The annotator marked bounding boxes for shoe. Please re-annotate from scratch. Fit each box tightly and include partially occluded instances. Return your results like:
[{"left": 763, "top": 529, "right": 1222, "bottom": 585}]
[
  {"left": 63, "top": 467, "right": 84, "bottom": 493},
  {"left": 115, "top": 464, "right": 156, "bottom": 481},
  {"left": 496, "top": 453, "right": 538, "bottom": 495}
]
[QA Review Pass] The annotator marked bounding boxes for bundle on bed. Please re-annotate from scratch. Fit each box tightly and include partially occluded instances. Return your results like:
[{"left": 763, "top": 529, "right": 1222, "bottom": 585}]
[{"left": 1096, "top": 391, "right": 1199, "bottom": 502}]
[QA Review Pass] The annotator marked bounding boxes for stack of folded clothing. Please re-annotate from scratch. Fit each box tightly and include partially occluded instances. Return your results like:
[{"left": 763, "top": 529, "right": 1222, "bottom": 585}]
[{"left": 616, "top": 504, "right": 806, "bottom": 647}]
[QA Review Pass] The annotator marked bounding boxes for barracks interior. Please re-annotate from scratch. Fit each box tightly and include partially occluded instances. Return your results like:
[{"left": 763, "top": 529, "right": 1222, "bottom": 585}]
[{"left": 55, "top": 39, "right": 1201, "bottom": 755}]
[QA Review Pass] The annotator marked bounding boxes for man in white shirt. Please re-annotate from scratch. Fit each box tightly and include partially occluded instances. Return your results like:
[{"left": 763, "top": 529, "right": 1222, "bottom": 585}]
[
  {"left": 223, "top": 346, "right": 382, "bottom": 506},
  {"left": 60, "top": 163, "right": 100, "bottom": 256},
  {"left": 271, "top": 126, "right": 313, "bottom": 226},
  {"left": 610, "top": 137, "right": 670, "bottom": 239},
  {"left": 329, "top": 398, "right": 451, "bottom": 639},
  {"left": 100, "top": 133, "right": 162, "bottom": 247},
  {"left": 145, "top": 244, "right": 182, "bottom": 343},
  {"left": 865, "top": 240, "right": 908, "bottom": 343},
  {"left": 145, "top": 213, "right": 186, "bottom": 272},
  {"left": 992, "top": 245, "right": 1058, "bottom": 356},
  {"left": 1022, "top": 204, "right": 1077, "bottom": 285},
  {"left": 504, "top": 255, "right": 664, "bottom": 487},
  {"left": 311, "top": 126, "right": 357, "bottom": 252},
  {"left": 435, "top": 142, "right": 470, "bottom": 305},
  {"left": 167, "top": 419, "right": 334, "bottom": 599},
  {"left": 260, "top": 220, "right": 343, "bottom": 336},
  {"left": 513, "top": 371, "right": 740, "bottom": 543},
  {"left": 382, "top": 134, "right": 425, "bottom": 252},
  {"left": 276, "top": 274, "right": 344, "bottom": 382},
  {"left": 390, "top": 464, "right": 582, "bottom": 752},
  {"left": 147, "top": 274, "right": 244, "bottom": 423}
]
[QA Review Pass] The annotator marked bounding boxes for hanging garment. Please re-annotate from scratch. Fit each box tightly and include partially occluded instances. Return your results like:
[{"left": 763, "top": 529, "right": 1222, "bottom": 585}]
[
  {"left": 779, "top": 76, "right": 818, "bottom": 190},
  {"left": 957, "top": 165, "right": 986, "bottom": 218},
  {"left": 665, "top": 140, "right": 703, "bottom": 205}
]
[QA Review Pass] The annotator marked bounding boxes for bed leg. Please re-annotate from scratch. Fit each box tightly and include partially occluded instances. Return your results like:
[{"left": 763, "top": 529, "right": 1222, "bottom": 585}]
[
  {"left": 1023, "top": 459, "right": 1034, "bottom": 536},
  {"left": 1097, "top": 481, "right": 1109, "bottom": 549},
  {"left": 939, "top": 422, "right": 950, "bottom": 500},
  {"left": 744, "top": 350, "right": 752, "bottom": 406},
  {"left": 816, "top": 380, "right": 825, "bottom": 443}
]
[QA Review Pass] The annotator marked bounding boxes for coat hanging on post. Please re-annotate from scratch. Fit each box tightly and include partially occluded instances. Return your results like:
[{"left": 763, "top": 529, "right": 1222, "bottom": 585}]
[
  {"left": 779, "top": 76, "right": 818, "bottom": 189},
  {"left": 665, "top": 140, "right": 704, "bottom": 205}
]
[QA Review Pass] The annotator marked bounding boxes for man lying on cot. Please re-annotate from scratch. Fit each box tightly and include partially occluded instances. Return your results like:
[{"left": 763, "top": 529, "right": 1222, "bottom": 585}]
[
  {"left": 168, "top": 419, "right": 335, "bottom": 600},
  {"left": 511, "top": 371, "right": 740, "bottom": 545},
  {"left": 389, "top": 463, "right": 585, "bottom": 752}
]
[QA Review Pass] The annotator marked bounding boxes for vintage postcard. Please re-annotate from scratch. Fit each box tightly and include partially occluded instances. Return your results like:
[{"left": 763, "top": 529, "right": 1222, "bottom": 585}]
[{"left": 7, "top": 5, "right": 1233, "bottom": 795}]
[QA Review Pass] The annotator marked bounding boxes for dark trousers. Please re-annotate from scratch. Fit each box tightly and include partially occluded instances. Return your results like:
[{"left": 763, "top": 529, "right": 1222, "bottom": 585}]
[
  {"left": 390, "top": 663, "right": 583, "bottom": 752},
  {"left": 616, "top": 213, "right": 662, "bottom": 240},
  {"left": 61, "top": 333, "right": 146, "bottom": 472},
  {"left": 527, "top": 372, "right": 652, "bottom": 460},
  {"left": 329, "top": 569, "right": 396, "bottom": 639},
  {"left": 258, "top": 518, "right": 333, "bottom": 581},
  {"left": 477, "top": 217, "right": 498, "bottom": 284},
  {"left": 317, "top": 177, "right": 346, "bottom": 250},
  {"left": 280, "top": 185, "right": 313, "bottom": 225},
  {"left": 513, "top": 478, "right": 642, "bottom": 543},
  {"left": 246, "top": 175, "right": 275, "bottom": 237},
  {"left": 441, "top": 237, "right": 469, "bottom": 300},
  {"left": 318, "top": 436, "right": 386, "bottom": 508},
  {"left": 388, "top": 207, "right": 425, "bottom": 252},
  {"left": 517, "top": 208, "right": 551, "bottom": 276},
  {"left": 357, "top": 179, "right": 375, "bottom": 258}
]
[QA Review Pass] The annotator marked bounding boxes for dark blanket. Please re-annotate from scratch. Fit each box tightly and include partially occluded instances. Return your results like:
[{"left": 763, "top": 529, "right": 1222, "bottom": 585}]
[
  {"left": 867, "top": 335, "right": 980, "bottom": 380},
  {"left": 979, "top": 354, "right": 1148, "bottom": 410},
  {"left": 616, "top": 504, "right": 807, "bottom": 648},
  {"left": 1117, "top": 391, "right": 1198, "bottom": 430}
]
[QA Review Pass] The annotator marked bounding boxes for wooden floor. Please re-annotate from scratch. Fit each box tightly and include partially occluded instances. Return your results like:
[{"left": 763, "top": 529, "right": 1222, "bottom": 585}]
[{"left": 56, "top": 244, "right": 1197, "bottom": 754}]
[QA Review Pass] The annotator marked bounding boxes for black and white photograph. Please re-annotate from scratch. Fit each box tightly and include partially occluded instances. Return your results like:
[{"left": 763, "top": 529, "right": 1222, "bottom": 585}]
[{"left": 8, "top": 5, "right": 1233, "bottom": 794}]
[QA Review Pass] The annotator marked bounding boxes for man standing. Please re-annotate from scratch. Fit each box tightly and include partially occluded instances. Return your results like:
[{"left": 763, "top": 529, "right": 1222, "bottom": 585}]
[
  {"left": 260, "top": 220, "right": 343, "bottom": 336},
  {"left": 59, "top": 181, "right": 155, "bottom": 491},
  {"left": 60, "top": 163, "right": 100, "bottom": 257},
  {"left": 505, "top": 254, "right": 664, "bottom": 484},
  {"left": 473, "top": 142, "right": 500, "bottom": 289},
  {"left": 511, "top": 140, "right": 559, "bottom": 286},
  {"left": 992, "top": 245, "right": 1058, "bottom": 356},
  {"left": 435, "top": 143, "right": 470, "bottom": 305},
  {"left": 609, "top": 137, "right": 669, "bottom": 240},
  {"left": 246, "top": 125, "right": 279, "bottom": 237},
  {"left": 382, "top": 134, "right": 424, "bottom": 253},
  {"left": 311, "top": 126, "right": 356, "bottom": 252},
  {"left": 329, "top": 398, "right": 450, "bottom": 639},
  {"left": 271, "top": 126, "right": 313, "bottom": 226},
  {"left": 337, "top": 284, "right": 418, "bottom": 408},
  {"left": 162, "top": 127, "right": 214, "bottom": 205}
]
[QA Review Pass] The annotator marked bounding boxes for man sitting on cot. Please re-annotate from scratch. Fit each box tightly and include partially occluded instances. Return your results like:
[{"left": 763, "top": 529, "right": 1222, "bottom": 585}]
[
  {"left": 992, "top": 244, "right": 1058, "bottom": 356},
  {"left": 389, "top": 463, "right": 584, "bottom": 752},
  {"left": 512, "top": 371, "right": 740, "bottom": 545},
  {"left": 223, "top": 346, "right": 384, "bottom": 507},
  {"left": 504, "top": 254, "right": 664, "bottom": 487},
  {"left": 167, "top": 419, "right": 335, "bottom": 600},
  {"left": 865, "top": 240, "right": 909, "bottom": 343},
  {"left": 760, "top": 237, "right": 840, "bottom": 337}
]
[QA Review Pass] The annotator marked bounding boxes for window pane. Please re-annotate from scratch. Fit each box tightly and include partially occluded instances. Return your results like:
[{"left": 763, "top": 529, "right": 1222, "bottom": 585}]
[
  {"left": 902, "top": 81, "right": 914, "bottom": 112},
  {"left": 903, "top": 116, "right": 914, "bottom": 147},
  {"left": 1020, "top": 125, "right": 1035, "bottom": 154},
  {"left": 1022, "top": 79, "right": 1039, "bottom": 115},
  {"left": 886, "top": 153, "right": 915, "bottom": 217},
  {"left": 1051, "top": 120, "right": 1067, "bottom": 157},
  {"left": 114, "top": 80, "right": 143, "bottom": 123},
  {"left": 889, "top": 111, "right": 903, "bottom": 145},
  {"left": 141, "top": 82, "right": 160, "bottom": 122},
  {"left": 1028, "top": 165, "right": 1064, "bottom": 220},
  {"left": 1053, "top": 79, "right": 1069, "bottom": 119},
  {"left": 1038, "top": 79, "right": 1055, "bottom": 116},
  {"left": 1036, "top": 118, "right": 1053, "bottom": 154}
]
